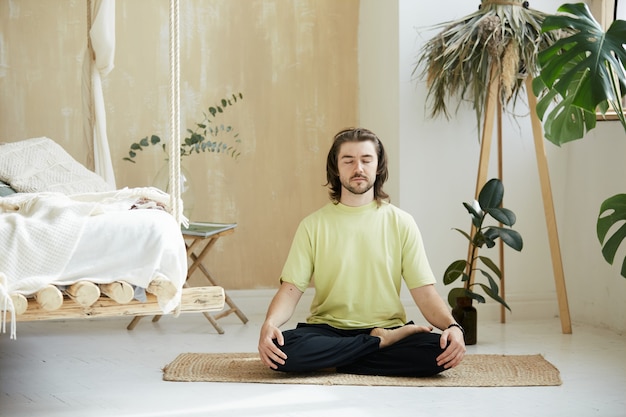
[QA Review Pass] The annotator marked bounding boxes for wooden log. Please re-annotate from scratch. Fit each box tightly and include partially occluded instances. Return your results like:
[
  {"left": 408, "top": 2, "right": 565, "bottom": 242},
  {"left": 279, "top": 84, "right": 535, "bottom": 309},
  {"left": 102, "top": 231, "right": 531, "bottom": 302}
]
[
  {"left": 14, "top": 286, "right": 225, "bottom": 322},
  {"left": 65, "top": 281, "right": 101, "bottom": 307},
  {"left": 146, "top": 277, "right": 177, "bottom": 302},
  {"left": 99, "top": 281, "right": 134, "bottom": 304},
  {"left": 10, "top": 293, "right": 28, "bottom": 315},
  {"left": 35, "top": 285, "right": 63, "bottom": 311}
]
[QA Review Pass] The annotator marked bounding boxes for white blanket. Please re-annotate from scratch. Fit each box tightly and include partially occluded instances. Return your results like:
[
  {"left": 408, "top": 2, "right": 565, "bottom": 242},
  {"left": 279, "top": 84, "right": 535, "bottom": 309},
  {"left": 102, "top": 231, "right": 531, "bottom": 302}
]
[{"left": 0, "top": 187, "right": 187, "bottom": 338}]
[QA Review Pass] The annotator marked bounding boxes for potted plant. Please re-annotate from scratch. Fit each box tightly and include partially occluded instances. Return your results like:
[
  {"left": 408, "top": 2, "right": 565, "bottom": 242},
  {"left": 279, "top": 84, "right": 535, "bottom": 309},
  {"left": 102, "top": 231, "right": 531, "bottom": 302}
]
[
  {"left": 414, "top": 0, "right": 561, "bottom": 137},
  {"left": 443, "top": 178, "right": 523, "bottom": 344},
  {"left": 532, "top": 3, "right": 626, "bottom": 278},
  {"left": 123, "top": 92, "right": 244, "bottom": 163},
  {"left": 123, "top": 92, "right": 244, "bottom": 218},
  {"left": 413, "top": 1, "right": 554, "bottom": 340}
]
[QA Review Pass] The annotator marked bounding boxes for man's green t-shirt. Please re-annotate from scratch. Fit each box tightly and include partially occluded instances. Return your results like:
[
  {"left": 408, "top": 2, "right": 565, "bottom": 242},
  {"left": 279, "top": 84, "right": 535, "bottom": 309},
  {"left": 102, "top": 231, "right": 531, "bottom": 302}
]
[{"left": 280, "top": 201, "right": 436, "bottom": 329}]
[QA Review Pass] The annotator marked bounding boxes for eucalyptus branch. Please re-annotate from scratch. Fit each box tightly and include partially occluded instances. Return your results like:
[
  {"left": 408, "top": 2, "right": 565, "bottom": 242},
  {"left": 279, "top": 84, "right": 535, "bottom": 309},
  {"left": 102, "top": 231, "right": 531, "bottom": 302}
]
[{"left": 123, "top": 93, "right": 244, "bottom": 163}]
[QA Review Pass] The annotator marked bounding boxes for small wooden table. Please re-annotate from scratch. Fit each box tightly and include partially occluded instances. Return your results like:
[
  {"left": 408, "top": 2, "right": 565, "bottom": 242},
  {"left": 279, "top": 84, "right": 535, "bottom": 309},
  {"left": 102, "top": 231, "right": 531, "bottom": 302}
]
[
  {"left": 127, "top": 222, "right": 248, "bottom": 333},
  {"left": 179, "top": 222, "right": 249, "bottom": 334}
]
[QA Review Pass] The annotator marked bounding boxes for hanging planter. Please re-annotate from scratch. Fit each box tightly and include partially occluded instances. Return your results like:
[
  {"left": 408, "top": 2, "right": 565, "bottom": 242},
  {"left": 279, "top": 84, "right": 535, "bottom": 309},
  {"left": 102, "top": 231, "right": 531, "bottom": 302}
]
[{"left": 414, "top": 0, "right": 561, "bottom": 136}]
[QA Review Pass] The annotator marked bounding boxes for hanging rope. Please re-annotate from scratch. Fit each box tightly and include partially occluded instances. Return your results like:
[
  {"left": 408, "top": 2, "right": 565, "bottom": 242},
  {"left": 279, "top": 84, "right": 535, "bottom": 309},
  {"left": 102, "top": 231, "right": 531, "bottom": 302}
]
[{"left": 168, "top": 0, "right": 184, "bottom": 225}]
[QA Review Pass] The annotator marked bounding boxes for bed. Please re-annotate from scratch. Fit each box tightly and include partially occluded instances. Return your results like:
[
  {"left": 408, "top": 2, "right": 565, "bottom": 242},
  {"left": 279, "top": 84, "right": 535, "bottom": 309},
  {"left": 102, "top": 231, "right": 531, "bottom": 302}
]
[{"left": 0, "top": 137, "right": 225, "bottom": 339}]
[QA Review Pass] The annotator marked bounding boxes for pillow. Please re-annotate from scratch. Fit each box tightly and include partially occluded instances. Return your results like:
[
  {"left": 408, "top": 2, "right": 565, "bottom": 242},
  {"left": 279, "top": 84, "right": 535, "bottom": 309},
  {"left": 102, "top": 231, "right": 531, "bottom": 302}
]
[
  {"left": 0, "top": 137, "right": 113, "bottom": 194},
  {"left": 0, "top": 180, "right": 16, "bottom": 197}
]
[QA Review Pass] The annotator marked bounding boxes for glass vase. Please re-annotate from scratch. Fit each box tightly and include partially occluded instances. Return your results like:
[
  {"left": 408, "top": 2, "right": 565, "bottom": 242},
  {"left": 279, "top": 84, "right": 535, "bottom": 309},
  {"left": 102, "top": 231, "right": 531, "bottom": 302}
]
[
  {"left": 152, "top": 163, "right": 195, "bottom": 220},
  {"left": 451, "top": 296, "right": 477, "bottom": 345}
]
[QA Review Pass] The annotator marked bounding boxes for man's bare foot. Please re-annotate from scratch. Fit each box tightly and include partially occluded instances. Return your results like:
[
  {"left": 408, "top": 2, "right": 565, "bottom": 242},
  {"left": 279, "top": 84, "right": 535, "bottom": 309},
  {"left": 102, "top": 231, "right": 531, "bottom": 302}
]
[{"left": 370, "top": 324, "right": 433, "bottom": 348}]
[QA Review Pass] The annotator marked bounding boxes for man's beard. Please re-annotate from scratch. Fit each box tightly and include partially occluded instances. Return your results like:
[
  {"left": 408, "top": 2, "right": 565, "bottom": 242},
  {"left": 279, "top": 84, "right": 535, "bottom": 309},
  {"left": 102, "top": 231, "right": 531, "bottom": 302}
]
[{"left": 341, "top": 175, "right": 375, "bottom": 196}]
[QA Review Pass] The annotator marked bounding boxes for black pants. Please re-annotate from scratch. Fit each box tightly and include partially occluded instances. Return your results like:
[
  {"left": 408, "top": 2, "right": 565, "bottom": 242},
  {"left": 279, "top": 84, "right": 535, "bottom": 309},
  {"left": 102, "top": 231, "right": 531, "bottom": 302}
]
[{"left": 272, "top": 322, "right": 446, "bottom": 377}]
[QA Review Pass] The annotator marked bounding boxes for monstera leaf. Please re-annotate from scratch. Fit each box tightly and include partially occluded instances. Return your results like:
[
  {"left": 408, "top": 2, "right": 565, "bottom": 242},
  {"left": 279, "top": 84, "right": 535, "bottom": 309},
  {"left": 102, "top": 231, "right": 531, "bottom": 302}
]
[
  {"left": 597, "top": 194, "right": 626, "bottom": 278},
  {"left": 533, "top": 3, "right": 626, "bottom": 146}
]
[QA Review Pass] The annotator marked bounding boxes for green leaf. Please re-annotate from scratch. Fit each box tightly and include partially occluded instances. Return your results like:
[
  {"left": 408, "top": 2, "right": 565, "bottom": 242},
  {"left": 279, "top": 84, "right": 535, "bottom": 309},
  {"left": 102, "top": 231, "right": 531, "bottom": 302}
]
[
  {"left": 150, "top": 135, "right": 161, "bottom": 145},
  {"left": 443, "top": 260, "right": 468, "bottom": 285},
  {"left": 597, "top": 194, "right": 626, "bottom": 278},
  {"left": 478, "top": 255, "right": 502, "bottom": 279},
  {"left": 478, "top": 178, "right": 504, "bottom": 210},
  {"left": 447, "top": 287, "right": 469, "bottom": 308},
  {"left": 480, "top": 229, "right": 497, "bottom": 248},
  {"left": 533, "top": 78, "right": 559, "bottom": 121},
  {"left": 475, "top": 268, "right": 500, "bottom": 294},
  {"left": 485, "top": 207, "right": 516, "bottom": 226},
  {"left": 542, "top": 91, "right": 598, "bottom": 145},
  {"left": 139, "top": 137, "right": 149, "bottom": 147},
  {"left": 464, "top": 290, "right": 486, "bottom": 305},
  {"left": 476, "top": 283, "right": 511, "bottom": 311},
  {"left": 537, "top": 3, "right": 626, "bottom": 145},
  {"left": 491, "top": 227, "right": 523, "bottom": 251},
  {"left": 463, "top": 202, "right": 483, "bottom": 229},
  {"left": 462, "top": 201, "right": 481, "bottom": 218},
  {"left": 482, "top": 226, "right": 523, "bottom": 251},
  {"left": 452, "top": 228, "right": 472, "bottom": 243}
]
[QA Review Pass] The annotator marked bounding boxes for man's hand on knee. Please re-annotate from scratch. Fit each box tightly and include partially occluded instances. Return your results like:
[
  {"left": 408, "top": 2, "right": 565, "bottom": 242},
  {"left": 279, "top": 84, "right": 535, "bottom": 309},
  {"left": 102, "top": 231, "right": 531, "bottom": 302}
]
[
  {"left": 258, "top": 322, "right": 288, "bottom": 369},
  {"left": 436, "top": 326, "right": 466, "bottom": 369}
]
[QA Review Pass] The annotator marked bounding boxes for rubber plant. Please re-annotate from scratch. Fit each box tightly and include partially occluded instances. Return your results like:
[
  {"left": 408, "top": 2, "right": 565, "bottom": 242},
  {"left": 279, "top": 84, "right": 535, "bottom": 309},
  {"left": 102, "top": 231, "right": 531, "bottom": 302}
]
[
  {"left": 123, "top": 92, "right": 244, "bottom": 163},
  {"left": 444, "top": 178, "right": 524, "bottom": 310},
  {"left": 532, "top": 3, "right": 626, "bottom": 278}
]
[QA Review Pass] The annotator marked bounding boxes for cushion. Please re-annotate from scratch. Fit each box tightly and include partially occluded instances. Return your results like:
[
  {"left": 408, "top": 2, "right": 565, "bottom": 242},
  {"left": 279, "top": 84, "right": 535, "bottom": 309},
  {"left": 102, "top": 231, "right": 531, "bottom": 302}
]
[
  {"left": 0, "top": 137, "right": 113, "bottom": 194},
  {"left": 0, "top": 180, "right": 16, "bottom": 197}
]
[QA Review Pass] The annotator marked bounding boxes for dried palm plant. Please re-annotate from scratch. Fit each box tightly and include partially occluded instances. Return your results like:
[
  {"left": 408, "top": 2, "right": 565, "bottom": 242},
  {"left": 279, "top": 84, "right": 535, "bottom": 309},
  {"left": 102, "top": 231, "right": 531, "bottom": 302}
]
[{"left": 414, "top": 0, "right": 562, "bottom": 135}]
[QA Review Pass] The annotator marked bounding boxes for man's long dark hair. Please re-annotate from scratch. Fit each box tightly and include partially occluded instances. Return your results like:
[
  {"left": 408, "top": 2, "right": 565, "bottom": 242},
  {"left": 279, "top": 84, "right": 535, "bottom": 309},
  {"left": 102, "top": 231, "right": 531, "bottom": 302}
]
[{"left": 325, "top": 127, "right": 389, "bottom": 205}]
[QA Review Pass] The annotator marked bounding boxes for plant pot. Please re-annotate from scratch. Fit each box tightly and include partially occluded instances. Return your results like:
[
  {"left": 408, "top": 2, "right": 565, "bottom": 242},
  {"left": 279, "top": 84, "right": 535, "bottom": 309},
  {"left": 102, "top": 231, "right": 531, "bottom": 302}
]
[
  {"left": 452, "top": 297, "right": 477, "bottom": 345},
  {"left": 153, "top": 163, "right": 195, "bottom": 220}
]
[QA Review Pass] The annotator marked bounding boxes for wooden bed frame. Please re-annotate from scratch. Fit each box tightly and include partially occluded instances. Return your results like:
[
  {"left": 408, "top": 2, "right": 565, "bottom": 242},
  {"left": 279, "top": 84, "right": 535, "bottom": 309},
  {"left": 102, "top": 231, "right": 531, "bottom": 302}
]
[{"left": 9, "top": 279, "right": 224, "bottom": 323}]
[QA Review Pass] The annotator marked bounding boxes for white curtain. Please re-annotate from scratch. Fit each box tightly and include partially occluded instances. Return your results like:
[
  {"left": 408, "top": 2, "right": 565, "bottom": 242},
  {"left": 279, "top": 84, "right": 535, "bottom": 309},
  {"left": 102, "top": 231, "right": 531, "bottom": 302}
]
[{"left": 82, "top": 0, "right": 116, "bottom": 189}]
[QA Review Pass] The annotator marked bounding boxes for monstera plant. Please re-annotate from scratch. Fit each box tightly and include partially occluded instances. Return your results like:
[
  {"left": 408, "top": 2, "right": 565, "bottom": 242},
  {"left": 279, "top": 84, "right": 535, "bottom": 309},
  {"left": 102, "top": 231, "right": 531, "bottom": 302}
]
[
  {"left": 533, "top": 3, "right": 626, "bottom": 144},
  {"left": 597, "top": 194, "right": 626, "bottom": 278},
  {"left": 533, "top": 3, "right": 626, "bottom": 278}
]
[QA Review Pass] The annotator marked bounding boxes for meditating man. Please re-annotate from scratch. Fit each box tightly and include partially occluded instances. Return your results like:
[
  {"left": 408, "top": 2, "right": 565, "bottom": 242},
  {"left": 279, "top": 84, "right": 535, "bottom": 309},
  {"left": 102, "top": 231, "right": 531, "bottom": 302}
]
[{"left": 258, "top": 127, "right": 466, "bottom": 376}]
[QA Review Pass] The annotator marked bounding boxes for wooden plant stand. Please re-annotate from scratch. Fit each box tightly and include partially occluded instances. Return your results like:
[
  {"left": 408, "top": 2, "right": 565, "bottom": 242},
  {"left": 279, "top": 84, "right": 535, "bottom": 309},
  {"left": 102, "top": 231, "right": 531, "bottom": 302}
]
[{"left": 470, "top": 71, "right": 572, "bottom": 334}]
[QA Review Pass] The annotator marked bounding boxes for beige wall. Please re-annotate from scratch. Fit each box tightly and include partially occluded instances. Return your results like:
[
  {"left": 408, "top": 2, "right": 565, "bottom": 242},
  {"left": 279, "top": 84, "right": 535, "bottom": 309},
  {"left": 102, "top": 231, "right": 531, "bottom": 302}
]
[
  {"left": 0, "top": 0, "right": 360, "bottom": 289},
  {"left": 358, "top": 0, "right": 399, "bottom": 202}
]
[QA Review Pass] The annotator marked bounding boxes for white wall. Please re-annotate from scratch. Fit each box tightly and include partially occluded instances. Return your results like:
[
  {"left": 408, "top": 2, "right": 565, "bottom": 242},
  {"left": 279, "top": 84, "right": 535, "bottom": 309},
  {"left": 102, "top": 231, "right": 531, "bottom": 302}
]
[
  {"left": 560, "top": 123, "right": 626, "bottom": 331},
  {"left": 359, "top": 0, "right": 625, "bottom": 332}
]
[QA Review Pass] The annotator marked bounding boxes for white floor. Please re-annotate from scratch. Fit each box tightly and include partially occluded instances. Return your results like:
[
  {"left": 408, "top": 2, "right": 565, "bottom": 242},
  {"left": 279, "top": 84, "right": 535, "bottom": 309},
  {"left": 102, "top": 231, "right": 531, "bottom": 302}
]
[{"left": 1, "top": 290, "right": 625, "bottom": 417}]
